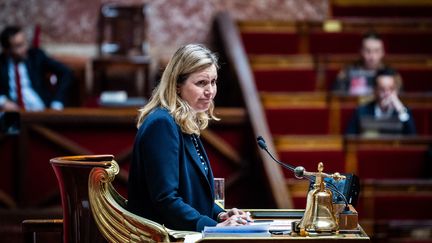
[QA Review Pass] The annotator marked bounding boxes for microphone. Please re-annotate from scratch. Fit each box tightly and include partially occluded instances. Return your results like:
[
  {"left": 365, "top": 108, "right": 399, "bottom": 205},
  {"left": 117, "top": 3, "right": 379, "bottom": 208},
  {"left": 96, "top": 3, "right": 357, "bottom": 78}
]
[
  {"left": 257, "top": 136, "right": 309, "bottom": 179},
  {"left": 256, "top": 136, "right": 351, "bottom": 211}
]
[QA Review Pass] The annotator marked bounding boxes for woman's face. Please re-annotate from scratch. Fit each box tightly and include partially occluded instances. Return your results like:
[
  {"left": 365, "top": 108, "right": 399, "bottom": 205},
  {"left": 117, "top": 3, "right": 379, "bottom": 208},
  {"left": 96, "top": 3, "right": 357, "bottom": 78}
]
[{"left": 178, "top": 64, "right": 218, "bottom": 113}]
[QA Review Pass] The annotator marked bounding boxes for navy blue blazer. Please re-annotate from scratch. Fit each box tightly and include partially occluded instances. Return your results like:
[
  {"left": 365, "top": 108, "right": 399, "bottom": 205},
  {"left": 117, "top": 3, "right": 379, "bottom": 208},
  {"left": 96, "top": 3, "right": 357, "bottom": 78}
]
[
  {"left": 346, "top": 101, "right": 416, "bottom": 135},
  {"left": 0, "top": 48, "right": 72, "bottom": 106},
  {"left": 127, "top": 108, "right": 224, "bottom": 232}
]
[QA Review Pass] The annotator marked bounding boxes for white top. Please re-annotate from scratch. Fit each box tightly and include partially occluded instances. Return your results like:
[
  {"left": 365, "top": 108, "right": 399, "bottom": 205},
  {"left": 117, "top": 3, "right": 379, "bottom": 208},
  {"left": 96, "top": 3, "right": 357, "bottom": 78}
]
[{"left": 0, "top": 59, "right": 63, "bottom": 111}]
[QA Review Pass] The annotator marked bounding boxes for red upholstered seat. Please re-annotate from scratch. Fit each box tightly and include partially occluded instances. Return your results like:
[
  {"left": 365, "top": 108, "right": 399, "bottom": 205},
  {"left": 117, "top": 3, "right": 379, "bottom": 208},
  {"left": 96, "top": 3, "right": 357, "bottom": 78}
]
[
  {"left": 356, "top": 147, "right": 427, "bottom": 179},
  {"left": 265, "top": 107, "right": 330, "bottom": 135},
  {"left": 241, "top": 32, "right": 299, "bottom": 55},
  {"left": 411, "top": 106, "right": 432, "bottom": 135},
  {"left": 373, "top": 195, "right": 432, "bottom": 220},
  {"left": 356, "top": 179, "right": 432, "bottom": 221},
  {"left": 339, "top": 105, "right": 356, "bottom": 134},
  {"left": 50, "top": 155, "right": 111, "bottom": 243},
  {"left": 357, "top": 194, "right": 432, "bottom": 221},
  {"left": 324, "top": 68, "right": 340, "bottom": 90},
  {"left": 399, "top": 68, "right": 432, "bottom": 92},
  {"left": 309, "top": 32, "right": 363, "bottom": 54},
  {"left": 279, "top": 150, "right": 345, "bottom": 176},
  {"left": 253, "top": 69, "right": 317, "bottom": 92},
  {"left": 381, "top": 33, "right": 432, "bottom": 54},
  {"left": 331, "top": 5, "right": 432, "bottom": 18},
  {"left": 310, "top": 32, "right": 432, "bottom": 55}
]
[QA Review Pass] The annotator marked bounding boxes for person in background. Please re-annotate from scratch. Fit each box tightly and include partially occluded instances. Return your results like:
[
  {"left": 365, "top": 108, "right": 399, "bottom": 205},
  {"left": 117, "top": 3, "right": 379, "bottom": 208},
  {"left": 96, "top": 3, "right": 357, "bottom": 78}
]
[
  {"left": 346, "top": 68, "right": 416, "bottom": 135},
  {"left": 127, "top": 44, "right": 252, "bottom": 232},
  {"left": 0, "top": 25, "right": 72, "bottom": 111},
  {"left": 333, "top": 32, "right": 402, "bottom": 96}
]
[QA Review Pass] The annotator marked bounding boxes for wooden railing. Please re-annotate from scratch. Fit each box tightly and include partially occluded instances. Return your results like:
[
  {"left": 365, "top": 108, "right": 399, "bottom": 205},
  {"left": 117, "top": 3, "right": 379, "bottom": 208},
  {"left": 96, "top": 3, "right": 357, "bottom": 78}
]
[{"left": 213, "top": 12, "right": 293, "bottom": 208}]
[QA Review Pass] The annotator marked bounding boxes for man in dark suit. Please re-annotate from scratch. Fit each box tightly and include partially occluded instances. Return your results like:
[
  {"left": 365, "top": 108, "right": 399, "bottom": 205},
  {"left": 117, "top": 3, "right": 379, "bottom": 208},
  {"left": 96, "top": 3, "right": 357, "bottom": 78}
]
[
  {"left": 346, "top": 68, "right": 416, "bottom": 135},
  {"left": 0, "top": 25, "right": 72, "bottom": 111}
]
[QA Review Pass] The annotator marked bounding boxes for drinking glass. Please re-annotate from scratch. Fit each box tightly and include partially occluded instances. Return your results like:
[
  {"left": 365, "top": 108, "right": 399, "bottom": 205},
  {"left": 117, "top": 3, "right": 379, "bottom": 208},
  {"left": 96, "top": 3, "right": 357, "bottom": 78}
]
[{"left": 214, "top": 178, "right": 225, "bottom": 208}]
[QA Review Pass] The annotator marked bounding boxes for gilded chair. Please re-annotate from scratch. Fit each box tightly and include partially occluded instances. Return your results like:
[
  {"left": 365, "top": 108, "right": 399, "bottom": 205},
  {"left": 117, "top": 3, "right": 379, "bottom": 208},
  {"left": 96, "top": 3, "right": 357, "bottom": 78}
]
[
  {"left": 23, "top": 155, "right": 197, "bottom": 242},
  {"left": 22, "top": 155, "right": 110, "bottom": 243},
  {"left": 50, "top": 155, "right": 110, "bottom": 243},
  {"left": 87, "top": 155, "right": 199, "bottom": 242}
]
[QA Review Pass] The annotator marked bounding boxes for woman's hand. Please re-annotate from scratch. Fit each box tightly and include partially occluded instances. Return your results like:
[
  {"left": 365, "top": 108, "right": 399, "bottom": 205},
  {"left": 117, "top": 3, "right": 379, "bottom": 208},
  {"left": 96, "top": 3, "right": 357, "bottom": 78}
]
[
  {"left": 216, "top": 208, "right": 253, "bottom": 226},
  {"left": 216, "top": 214, "right": 247, "bottom": 226}
]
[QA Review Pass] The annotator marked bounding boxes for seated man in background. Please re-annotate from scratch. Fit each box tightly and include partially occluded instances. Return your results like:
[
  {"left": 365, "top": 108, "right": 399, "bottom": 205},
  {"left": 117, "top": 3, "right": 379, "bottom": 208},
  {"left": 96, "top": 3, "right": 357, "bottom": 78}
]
[
  {"left": 0, "top": 25, "right": 72, "bottom": 111},
  {"left": 333, "top": 32, "right": 402, "bottom": 96},
  {"left": 346, "top": 68, "right": 416, "bottom": 135}
]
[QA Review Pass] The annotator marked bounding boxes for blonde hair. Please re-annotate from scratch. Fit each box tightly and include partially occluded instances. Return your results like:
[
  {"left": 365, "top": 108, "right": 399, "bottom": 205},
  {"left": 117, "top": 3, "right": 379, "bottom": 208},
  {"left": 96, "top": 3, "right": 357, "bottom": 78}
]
[{"left": 137, "top": 44, "right": 219, "bottom": 134}]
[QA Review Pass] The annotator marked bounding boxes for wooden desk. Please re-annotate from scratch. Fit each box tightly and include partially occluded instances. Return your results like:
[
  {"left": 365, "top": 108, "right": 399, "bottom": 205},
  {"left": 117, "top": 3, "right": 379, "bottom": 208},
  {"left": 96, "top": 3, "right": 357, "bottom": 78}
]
[{"left": 198, "top": 209, "right": 370, "bottom": 242}]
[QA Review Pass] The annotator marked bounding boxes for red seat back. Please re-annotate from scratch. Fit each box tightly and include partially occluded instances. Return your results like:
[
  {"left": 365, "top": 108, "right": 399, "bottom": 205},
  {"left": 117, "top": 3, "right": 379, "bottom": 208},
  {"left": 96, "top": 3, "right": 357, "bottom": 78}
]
[
  {"left": 309, "top": 32, "right": 363, "bottom": 54},
  {"left": 411, "top": 106, "right": 432, "bottom": 135},
  {"left": 265, "top": 107, "right": 330, "bottom": 135},
  {"left": 241, "top": 32, "right": 299, "bottom": 55},
  {"left": 279, "top": 150, "right": 345, "bottom": 176},
  {"left": 399, "top": 68, "right": 432, "bottom": 92},
  {"left": 254, "top": 69, "right": 317, "bottom": 92},
  {"left": 50, "top": 155, "right": 112, "bottom": 243},
  {"left": 356, "top": 147, "right": 427, "bottom": 179}
]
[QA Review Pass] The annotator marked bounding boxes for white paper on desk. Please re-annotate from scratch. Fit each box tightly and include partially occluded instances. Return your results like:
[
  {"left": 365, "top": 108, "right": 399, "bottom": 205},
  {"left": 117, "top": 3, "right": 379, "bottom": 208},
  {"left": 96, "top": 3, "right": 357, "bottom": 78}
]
[
  {"left": 184, "top": 233, "right": 202, "bottom": 243},
  {"left": 251, "top": 219, "right": 296, "bottom": 232},
  {"left": 203, "top": 224, "right": 270, "bottom": 237}
]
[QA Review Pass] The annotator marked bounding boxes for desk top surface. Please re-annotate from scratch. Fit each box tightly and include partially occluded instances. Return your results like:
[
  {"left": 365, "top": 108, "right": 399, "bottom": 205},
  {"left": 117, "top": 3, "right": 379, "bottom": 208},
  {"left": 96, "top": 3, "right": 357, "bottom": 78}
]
[{"left": 196, "top": 209, "right": 370, "bottom": 242}]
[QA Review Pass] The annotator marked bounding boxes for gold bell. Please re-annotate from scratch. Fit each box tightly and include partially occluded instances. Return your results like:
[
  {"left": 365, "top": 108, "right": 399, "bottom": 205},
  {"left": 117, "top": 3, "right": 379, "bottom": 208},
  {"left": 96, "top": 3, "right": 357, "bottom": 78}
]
[{"left": 298, "top": 162, "right": 339, "bottom": 234}]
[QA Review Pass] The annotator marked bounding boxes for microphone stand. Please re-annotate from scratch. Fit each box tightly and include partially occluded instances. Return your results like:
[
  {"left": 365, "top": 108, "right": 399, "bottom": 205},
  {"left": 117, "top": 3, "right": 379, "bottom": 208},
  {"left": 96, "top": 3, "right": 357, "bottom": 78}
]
[{"left": 257, "top": 136, "right": 351, "bottom": 212}]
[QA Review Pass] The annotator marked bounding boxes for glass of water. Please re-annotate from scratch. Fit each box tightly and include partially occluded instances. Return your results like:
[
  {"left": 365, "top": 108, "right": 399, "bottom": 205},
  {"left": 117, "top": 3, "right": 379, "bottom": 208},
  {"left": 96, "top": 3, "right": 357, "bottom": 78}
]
[{"left": 214, "top": 178, "right": 225, "bottom": 208}]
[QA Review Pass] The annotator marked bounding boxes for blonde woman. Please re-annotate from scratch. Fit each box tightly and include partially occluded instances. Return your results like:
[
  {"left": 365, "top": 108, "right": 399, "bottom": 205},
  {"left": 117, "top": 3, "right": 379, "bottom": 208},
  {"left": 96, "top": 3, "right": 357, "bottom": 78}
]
[{"left": 128, "top": 44, "right": 251, "bottom": 232}]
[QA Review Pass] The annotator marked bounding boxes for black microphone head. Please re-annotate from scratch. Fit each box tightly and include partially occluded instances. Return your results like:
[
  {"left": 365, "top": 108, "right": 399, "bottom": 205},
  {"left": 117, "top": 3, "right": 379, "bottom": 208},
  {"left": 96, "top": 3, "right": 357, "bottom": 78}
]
[
  {"left": 256, "top": 136, "right": 267, "bottom": 150},
  {"left": 257, "top": 139, "right": 267, "bottom": 150},
  {"left": 294, "top": 166, "right": 305, "bottom": 179}
]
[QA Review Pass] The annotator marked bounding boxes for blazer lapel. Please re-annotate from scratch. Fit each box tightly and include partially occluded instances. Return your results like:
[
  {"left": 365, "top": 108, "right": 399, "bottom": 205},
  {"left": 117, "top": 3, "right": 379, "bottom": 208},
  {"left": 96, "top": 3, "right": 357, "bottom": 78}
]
[
  {"left": 196, "top": 135, "right": 215, "bottom": 198},
  {"left": 184, "top": 134, "right": 212, "bottom": 187},
  {"left": 196, "top": 135, "right": 214, "bottom": 178}
]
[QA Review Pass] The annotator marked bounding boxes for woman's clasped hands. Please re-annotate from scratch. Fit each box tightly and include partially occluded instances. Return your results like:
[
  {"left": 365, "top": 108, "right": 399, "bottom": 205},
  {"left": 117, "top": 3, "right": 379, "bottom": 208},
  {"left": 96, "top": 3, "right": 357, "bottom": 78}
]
[{"left": 216, "top": 208, "right": 254, "bottom": 226}]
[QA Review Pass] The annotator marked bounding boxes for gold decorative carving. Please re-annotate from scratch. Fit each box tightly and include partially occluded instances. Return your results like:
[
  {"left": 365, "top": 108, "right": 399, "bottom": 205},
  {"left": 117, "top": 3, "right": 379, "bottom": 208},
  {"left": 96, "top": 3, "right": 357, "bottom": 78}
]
[{"left": 88, "top": 160, "right": 172, "bottom": 242}]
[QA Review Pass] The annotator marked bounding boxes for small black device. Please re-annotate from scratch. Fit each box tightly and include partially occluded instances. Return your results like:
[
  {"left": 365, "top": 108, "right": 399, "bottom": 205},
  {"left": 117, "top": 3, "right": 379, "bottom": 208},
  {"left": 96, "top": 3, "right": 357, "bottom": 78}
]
[
  {"left": 257, "top": 136, "right": 360, "bottom": 207},
  {"left": 308, "top": 173, "right": 360, "bottom": 206}
]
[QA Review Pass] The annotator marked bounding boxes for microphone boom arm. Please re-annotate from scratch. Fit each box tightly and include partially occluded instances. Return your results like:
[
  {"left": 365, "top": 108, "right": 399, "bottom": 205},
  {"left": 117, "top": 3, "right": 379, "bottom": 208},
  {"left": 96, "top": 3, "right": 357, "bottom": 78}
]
[{"left": 257, "top": 136, "right": 350, "bottom": 210}]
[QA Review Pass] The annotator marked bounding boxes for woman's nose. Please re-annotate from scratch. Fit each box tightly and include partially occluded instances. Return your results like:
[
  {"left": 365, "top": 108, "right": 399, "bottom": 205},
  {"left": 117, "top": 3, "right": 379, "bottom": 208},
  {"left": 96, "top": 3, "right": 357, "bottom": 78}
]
[{"left": 205, "top": 86, "right": 214, "bottom": 96}]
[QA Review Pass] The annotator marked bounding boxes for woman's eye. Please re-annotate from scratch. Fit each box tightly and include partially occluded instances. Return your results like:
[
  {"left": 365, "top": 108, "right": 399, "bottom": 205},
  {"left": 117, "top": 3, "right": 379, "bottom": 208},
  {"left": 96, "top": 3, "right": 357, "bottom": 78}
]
[
  {"left": 211, "top": 80, "right": 217, "bottom": 85},
  {"left": 196, "top": 80, "right": 207, "bottom": 86}
]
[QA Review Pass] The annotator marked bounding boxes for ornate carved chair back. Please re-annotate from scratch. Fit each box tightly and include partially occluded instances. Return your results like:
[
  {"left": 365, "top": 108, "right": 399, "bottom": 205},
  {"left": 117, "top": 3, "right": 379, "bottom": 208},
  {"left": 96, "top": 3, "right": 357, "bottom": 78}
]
[
  {"left": 50, "top": 155, "right": 113, "bottom": 243},
  {"left": 87, "top": 157, "right": 171, "bottom": 242}
]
